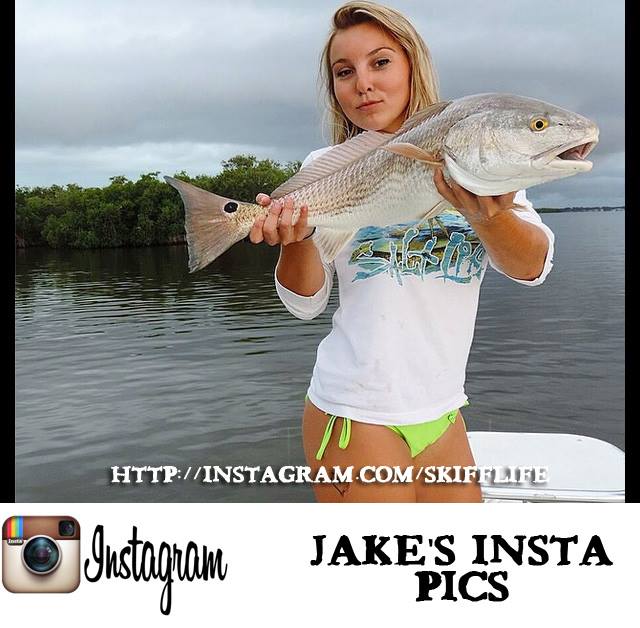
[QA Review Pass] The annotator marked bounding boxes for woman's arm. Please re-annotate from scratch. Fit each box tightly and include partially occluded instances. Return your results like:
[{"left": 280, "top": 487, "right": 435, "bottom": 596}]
[
  {"left": 274, "top": 251, "right": 335, "bottom": 321},
  {"left": 249, "top": 194, "right": 326, "bottom": 296},
  {"left": 250, "top": 147, "right": 334, "bottom": 308},
  {"left": 276, "top": 239, "right": 327, "bottom": 296},
  {"left": 434, "top": 168, "right": 550, "bottom": 281},
  {"left": 249, "top": 192, "right": 334, "bottom": 320}
]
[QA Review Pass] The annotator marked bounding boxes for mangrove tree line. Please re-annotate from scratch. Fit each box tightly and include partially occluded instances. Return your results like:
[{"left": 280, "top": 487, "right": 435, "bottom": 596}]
[{"left": 15, "top": 155, "right": 301, "bottom": 248}]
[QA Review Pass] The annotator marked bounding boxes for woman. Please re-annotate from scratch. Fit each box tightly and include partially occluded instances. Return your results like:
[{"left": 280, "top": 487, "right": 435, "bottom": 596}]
[{"left": 249, "top": 1, "right": 554, "bottom": 503}]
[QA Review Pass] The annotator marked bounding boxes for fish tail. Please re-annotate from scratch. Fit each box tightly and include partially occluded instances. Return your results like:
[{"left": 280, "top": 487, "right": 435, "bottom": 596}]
[{"left": 164, "top": 176, "right": 259, "bottom": 272}]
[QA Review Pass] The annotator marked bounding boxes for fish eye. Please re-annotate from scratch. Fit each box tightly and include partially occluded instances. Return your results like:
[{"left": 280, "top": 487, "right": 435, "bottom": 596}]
[
  {"left": 530, "top": 116, "right": 549, "bottom": 132},
  {"left": 223, "top": 202, "right": 238, "bottom": 213}
]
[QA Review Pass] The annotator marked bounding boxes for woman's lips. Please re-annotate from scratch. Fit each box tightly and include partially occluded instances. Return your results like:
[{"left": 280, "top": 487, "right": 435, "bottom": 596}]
[{"left": 357, "top": 100, "right": 382, "bottom": 110}]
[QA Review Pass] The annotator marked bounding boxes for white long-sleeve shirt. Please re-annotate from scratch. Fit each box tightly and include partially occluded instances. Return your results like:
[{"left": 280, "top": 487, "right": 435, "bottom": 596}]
[{"left": 275, "top": 147, "right": 555, "bottom": 425}]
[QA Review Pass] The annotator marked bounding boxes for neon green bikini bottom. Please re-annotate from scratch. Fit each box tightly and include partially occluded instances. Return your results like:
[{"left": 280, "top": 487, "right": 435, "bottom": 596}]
[{"left": 308, "top": 396, "right": 468, "bottom": 460}]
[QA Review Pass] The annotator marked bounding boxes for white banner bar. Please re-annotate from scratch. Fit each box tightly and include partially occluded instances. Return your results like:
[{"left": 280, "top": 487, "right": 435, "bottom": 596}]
[{"left": 1, "top": 503, "right": 637, "bottom": 627}]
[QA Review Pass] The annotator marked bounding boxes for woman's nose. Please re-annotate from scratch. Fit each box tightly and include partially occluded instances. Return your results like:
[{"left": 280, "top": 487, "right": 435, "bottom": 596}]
[{"left": 355, "top": 70, "right": 374, "bottom": 95}]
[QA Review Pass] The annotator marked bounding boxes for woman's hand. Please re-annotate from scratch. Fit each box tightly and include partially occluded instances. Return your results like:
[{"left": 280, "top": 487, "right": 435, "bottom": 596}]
[
  {"left": 433, "top": 168, "right": 518, "bottom": 225},
  {"left": 249, "top": 193, "right": 314, "bottom": 246},
  {"left": 433, "top": 168, "right": 547, "bottom": 280}
]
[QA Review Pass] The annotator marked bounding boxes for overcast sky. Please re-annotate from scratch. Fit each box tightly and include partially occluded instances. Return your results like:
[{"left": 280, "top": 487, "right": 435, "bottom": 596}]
[{"left": 16, "top": 0, "right": 624, "bottom": 207}]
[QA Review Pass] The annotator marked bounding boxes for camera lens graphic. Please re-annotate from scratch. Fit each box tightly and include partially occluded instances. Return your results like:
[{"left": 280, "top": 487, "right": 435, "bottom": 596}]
[
  {"left": 59, "top": 520, "right": 75, "bottom": 536},
  {"left": 22, "top": 536, "right": 61, "bottom": 575}
]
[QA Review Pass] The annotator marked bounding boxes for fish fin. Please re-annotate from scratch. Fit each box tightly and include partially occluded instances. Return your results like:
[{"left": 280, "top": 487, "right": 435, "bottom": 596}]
[
  {"left": 414, "top": 200, "right": 451, "bottom": 230},
  {"left": 381, "top": 143, "right": 443, "bottom": 165},
  {"left": 270, "top": 102, "right": 451, "bottom": 199},
  {"left": 270, "top": 130, "right": 392, "bottom": 198},
  {"left": 164, "top": 176, "right": 253, "bottom": 273},
  {"left": 397, "top": 101, "right": 452, "bottom": 134},
  {"left": 443, "top": 144, "right": 461, "bottom": 164},
  {"left": 312, "top": 227, "right": 357, "bottom": 264}
]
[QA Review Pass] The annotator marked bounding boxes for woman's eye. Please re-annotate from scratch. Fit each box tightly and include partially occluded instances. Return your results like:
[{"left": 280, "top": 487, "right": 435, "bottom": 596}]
[
  {"left": 336, "top": 68, "right": 352, "bottom": 78},
  {"left": 375, "top": 58, "right": 390, "bottom": 68}
]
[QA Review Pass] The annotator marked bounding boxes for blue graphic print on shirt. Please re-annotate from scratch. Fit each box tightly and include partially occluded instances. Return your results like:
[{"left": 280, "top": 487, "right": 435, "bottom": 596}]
[{"left": 348, "top": 210, "right": 486, "bottom": 285}]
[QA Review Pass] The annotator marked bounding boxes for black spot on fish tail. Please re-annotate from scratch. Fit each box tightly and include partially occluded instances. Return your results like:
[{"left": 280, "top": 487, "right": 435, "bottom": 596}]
[{"left": 224, "top": 202, "right": 238, "bottom": 213}]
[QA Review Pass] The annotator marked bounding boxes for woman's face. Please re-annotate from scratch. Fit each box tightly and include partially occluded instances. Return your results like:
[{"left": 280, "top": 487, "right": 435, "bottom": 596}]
[{"left": 330, "top": 21, "right": 411, "bottom": 134}]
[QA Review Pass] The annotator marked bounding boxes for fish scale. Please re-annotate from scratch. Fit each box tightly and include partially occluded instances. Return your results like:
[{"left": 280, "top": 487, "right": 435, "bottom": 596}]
[
  {"left": 281, "top": 144, "right": 442, "bottom": 233},
  {"left": 165, "top": 92, "right": 598, "bottom": 272}
]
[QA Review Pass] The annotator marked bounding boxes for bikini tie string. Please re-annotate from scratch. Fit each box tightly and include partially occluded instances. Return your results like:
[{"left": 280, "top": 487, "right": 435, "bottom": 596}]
[{"left": 315, "top": 415, "right": 351, "bottom": 461}]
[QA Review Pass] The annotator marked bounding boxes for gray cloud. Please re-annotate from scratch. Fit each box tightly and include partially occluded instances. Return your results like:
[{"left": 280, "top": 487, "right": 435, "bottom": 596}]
[{"left": 16, "top": 0, "right": 624, "bottom": 206}]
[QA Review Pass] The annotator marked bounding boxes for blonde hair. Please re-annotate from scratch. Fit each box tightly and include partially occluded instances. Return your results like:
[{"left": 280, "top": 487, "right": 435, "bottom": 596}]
[{"left": 320, "top": 1, "right": 440, "bottom": 145}]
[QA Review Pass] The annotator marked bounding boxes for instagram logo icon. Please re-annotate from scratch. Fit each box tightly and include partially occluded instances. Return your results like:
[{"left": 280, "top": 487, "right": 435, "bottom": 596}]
[{"left": 2, "top": 516, "right": 81, "bottom": 593}]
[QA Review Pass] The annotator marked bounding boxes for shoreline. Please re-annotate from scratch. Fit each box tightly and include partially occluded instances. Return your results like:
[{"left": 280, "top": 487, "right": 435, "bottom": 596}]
[{"left": 14, "top": 208, "right": 624, "bottom": 249}]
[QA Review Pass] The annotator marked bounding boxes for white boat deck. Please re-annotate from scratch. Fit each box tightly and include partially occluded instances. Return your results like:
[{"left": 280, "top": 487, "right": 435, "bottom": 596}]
[{"left": 467, "top": 432, "right": 625, "bottom": 502}]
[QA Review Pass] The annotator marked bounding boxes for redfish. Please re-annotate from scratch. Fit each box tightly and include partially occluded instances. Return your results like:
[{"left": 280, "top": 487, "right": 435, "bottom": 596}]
[{"left": 165, "top": 93, "right": 598, "bottom": 272}]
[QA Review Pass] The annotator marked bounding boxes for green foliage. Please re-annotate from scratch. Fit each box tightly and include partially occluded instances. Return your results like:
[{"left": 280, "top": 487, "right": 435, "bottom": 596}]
[
  {"left": 14, "top": 155, "right": 301, "bottom": 249},
  {"left": 210, "top": 155, "right": 300, "bottom": 202}
]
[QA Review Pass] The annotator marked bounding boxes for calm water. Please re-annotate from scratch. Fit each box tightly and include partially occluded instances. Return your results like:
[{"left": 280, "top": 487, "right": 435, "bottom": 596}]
[{"left": 15, "top": 211, "right": 625, "bottom": 502}]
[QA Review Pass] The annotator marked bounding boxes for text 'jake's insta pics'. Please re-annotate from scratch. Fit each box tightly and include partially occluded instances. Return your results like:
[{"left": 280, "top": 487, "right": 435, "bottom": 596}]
[{"left": 2, "top": 516, "right": 81, "bottom": 593}]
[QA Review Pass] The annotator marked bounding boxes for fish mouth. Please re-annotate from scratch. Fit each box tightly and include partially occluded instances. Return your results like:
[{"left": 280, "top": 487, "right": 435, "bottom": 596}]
[{"left": 533, "top": 133, "right": 599, "bottom": 172}]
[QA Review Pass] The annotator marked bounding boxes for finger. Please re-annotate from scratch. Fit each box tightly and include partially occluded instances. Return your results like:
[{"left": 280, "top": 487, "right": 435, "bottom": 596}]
[
  {"left": 433, "top": 169, "right": 458, "bottom": 206},
  {"left": 295, "top": 205, "right": 313, "bottom": 240},
  {"left": 449, "top": 179, "right": 480, "bottom": 209},
  {"left": 249, "top": 216, "right": 265, "bottom": 244},
  {"left": 279, "top": 197, "right": 295, "bottom": 245},
  {"left": 263, "top": 200, "right": 283, "bottom": 245},
  {"left": 256, "top": 193, "right": 271, "bottom": 206},
  {"left": 471, "top": 188, "right": 502, "bottom": 212},
  {"left": 497, "top": 192, "right": 516, "bottom": 210}
]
